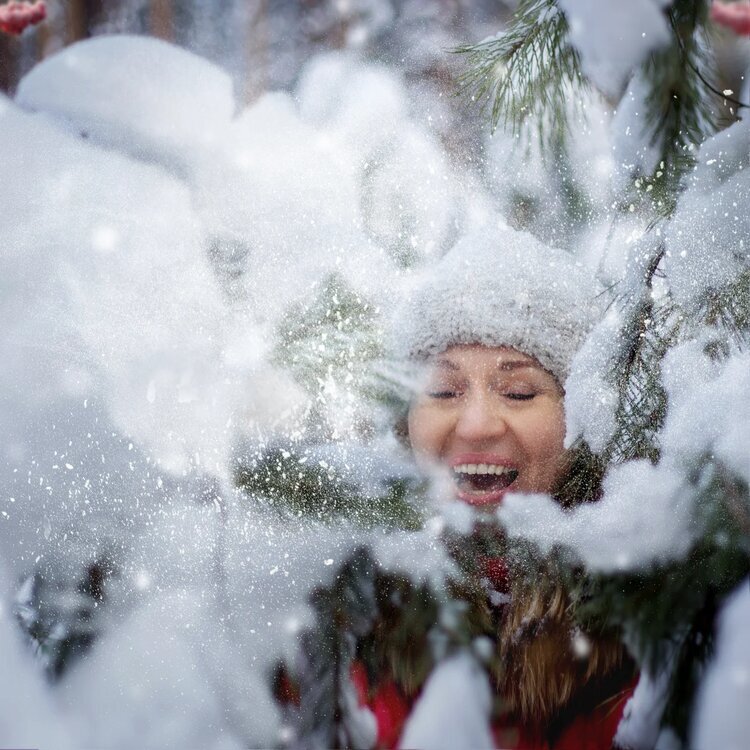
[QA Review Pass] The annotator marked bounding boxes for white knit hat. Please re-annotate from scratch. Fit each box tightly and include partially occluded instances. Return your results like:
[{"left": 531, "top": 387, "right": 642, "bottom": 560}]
[{"left": 392, "top": 226, "right": 598, "bottom": 384}]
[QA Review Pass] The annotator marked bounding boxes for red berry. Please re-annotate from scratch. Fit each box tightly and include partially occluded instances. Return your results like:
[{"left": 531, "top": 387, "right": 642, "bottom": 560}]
[
  {"left": 0, "top": 1, "right": 46, "bottom": 36},
  {"left": 711, "top": 0, "right": 750, "bottom": 36}
]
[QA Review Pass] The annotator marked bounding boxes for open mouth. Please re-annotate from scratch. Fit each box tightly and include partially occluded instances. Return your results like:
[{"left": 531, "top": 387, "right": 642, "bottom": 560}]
[{"left": 452, "top": 463, "right": 519, "bottom": 506}]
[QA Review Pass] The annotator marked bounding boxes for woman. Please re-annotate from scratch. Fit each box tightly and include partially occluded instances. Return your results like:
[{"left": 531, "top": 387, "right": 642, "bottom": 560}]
[
  {"left": 287, "top": 226, "right": 635, "bottom": 749},
  {"left": 396, "top": 222, "right": 596, "bottom": 511},
  {"left": 359, "top": 226, "right": 634, "bottom": 749},
  {"left": 407, "top": 343, "right": 567, "bottom": 508}
]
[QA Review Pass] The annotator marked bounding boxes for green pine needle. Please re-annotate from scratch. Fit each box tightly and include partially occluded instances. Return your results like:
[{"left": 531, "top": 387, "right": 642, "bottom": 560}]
[
  {"left": 454, "top": 0, "right": 587, "bottom": 146},
  {"left": 272, "top": 273, "right": 383, "bottom": 404},
  {"left": 571, "top": 458, "right": 750, "bottom": 741},
  {"left": 699, "top": 268, "right": 750, "bottom": 350},
  {"left": 234, "top": 445, "right": 425, "bottom": 530}
]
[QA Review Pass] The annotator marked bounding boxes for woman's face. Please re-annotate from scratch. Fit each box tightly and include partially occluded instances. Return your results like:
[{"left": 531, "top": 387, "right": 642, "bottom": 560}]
[{"left": 407, "top": 344, "right": 567, "bottom": 508}]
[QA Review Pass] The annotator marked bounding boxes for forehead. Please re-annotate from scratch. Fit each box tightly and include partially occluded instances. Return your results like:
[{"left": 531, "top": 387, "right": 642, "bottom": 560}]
[{"left": 432, "top": 344, "right": 541, "bottom": 372}]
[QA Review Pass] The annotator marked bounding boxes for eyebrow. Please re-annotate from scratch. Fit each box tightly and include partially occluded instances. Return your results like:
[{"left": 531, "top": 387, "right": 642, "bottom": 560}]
[
  {"left": 497, "top": 360, "right": 539, "bottom": 372},
  {"left": 434, "top": 358, "right": 460, "bottom": 371},
  {"left": 434, "top": 358, "right": 539, "bottom": 373}
]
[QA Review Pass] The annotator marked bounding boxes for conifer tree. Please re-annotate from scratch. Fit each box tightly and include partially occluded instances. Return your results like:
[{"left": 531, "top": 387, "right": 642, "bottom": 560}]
[
  {"left": 455, "top": 1, "right": 750, "bottom": 744},
  {"left": 290, "top": 3, "right": 750, "bottom": 748}
]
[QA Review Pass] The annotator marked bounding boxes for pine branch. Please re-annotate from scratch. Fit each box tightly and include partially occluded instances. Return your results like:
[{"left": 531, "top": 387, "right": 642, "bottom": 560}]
[
  {"left": 273, "top": 273, "right": 383, "bottom": 407},
  {"left": 454, "top": 0, "right": 587, "bottom": 146},
  {"left": 456, "top": 0, "right": 720, "bottom": 222},
  {"left": 295, "top": 548, "right": 379, "bottom": 750},
  {"left": 602, "top": 242, "right": 682, "bottom": 464},
  {"left": 605, "top": 299, "right": 679, "bottom": 464},
  {"left": 553, "top": 441, "right": 607, "bottom": 508},
  {"left": 676, "top": 9, "right": 749, "bottom": 111},
  {"left": 361, "top": 573, "right": 440, "bottom": 697},
  {"left": 635, "top": 1, "right": 719, "bottom": 217},
  {"left": 15, "top": 556, "right": 115, "bottom": 679},
  {"left": 234, "top": 444, "right": 424, "bottom": 529},
  {"left": 571, "top": 458, "right": 750, "bottom": 742},
  {"left": 699, "top": 267, "right": 750, "bottom": 351},
  {"left": 292, "top": 540, "right": 494, "bottom": 746},
  {"left": 606, "top": 2, "right": 720, "bottom": 223}
]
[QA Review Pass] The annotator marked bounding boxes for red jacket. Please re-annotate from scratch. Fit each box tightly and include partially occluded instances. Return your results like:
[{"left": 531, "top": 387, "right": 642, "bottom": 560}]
[{"left": 350, "top": 662, "right": 633, "bottom": 750}]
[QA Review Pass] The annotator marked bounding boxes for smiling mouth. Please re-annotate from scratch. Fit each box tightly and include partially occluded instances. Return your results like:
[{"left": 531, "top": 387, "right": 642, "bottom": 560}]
[{"left": 452, "top": 463, "right": 519, "bottom": 503}]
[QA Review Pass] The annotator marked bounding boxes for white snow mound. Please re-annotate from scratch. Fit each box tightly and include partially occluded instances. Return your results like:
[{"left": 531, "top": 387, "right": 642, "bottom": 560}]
[
  {"left": 691, "top": 581, "right": 750, "bottom": 750},
  {"left": 497, "top": 460, "right": 696, "bottom": 572},
  {"left": 558, "top": 0, "right": 670, "bottom": 99},
  {"left": 16, "top": 35, "right": 235, "bottom": 169},
  {"left": 399, "top": 651, "right": 494, "bottom": 750}
]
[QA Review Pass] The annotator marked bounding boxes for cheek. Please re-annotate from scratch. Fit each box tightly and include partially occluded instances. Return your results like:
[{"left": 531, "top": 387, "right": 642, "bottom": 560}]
[
  {"left": 540, "top": 405, "right": 566, "bottom": 454},
  {"left": 521, "top": 403, "right": 567, "bottom": 470},
  {"left": 407, "top": 402, "right": 448, "bottom": 462}
]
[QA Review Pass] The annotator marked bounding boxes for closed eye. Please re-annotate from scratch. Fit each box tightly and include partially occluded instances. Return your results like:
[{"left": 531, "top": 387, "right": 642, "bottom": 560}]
[
  {"left": 505, "top": 393, "right": 535, "bottom": 401},
  {"left": 428, "top": 390, "right": 460, "bottom": 399}
]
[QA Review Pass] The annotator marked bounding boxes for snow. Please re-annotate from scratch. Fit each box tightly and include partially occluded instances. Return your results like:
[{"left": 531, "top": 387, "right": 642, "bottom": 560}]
[
  {"left": 16, "top": 35, "right": 235, "bottom": 174},
  {"left": 691, "top": 580, "right": 750, "bottom": 750},
  {"left": 2, "top": 30, "right": 467, "bottom": 590},
  {"left": 614, "top": 667, "right": 671, "bottom": 750},
  {"left": 398, "top": 651, "right": 494, "bottom": 750},
  {"left": 3, "top": 31, "right": 465, "bottom": 749},
  {"left": 564, "top": 223, "right": 667, "bottom": 454},
  {"left": 665, "top": 116, "right": 750, "bottom": 310},
  {"left": 661, "top": 342, "right": 750, "bottom": 487},
  {"left": 483, "top": 89, "right": 615, "bottom": 242},
  {"left": 609, "top": 72, "right": 664, "bottom": 198},
  {"left": 2, "top": 9, "right": 749, "bottom": 750},
  {"left": 0, "top": 99, "right": 231, "bottom": 480},
  {"left": 497, "top": 459, "right": 697, "bottom": 572},
  {"left": 296, "top": 52, "right": 465, "bottom": 265},
  {"left": 0, "top": 560, "right": 75, "bottom": 750},
  {"left": 193, "top": 89, "right": 374, "bottom": 324},
  {"left": 558, "top": 0, "right": 671, "bottom": 99},
  {"left": 17, "top": 493, "right": 450, "bottom": 750},
  {"left": 58, "top": 591, "right": 260, "bottom": 750},
  {"left": 0, "top": 97, "right": 231, "bottom": 593},
  {"left": 564, "top": 305, "right": 622, "bottom": 453}
]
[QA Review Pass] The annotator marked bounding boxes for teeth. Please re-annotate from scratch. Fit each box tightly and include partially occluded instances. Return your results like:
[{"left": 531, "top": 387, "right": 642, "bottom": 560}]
[{"left": 454, "top": 463, "right": 514, "bottom": 476}]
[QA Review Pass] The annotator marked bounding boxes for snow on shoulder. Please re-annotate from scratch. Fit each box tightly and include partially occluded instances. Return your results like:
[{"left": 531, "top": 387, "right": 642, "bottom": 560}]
[
  {"left": 16, "top": 35, "right": 235, "bottom": 170},
  {"left": 398, "top": 651, "right": 494, "bottom": 750}
]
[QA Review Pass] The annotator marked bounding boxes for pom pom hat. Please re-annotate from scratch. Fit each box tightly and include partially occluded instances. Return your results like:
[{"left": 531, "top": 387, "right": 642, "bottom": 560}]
[{"left": 393, "top": 227, "right": 598, "bottom": 385}]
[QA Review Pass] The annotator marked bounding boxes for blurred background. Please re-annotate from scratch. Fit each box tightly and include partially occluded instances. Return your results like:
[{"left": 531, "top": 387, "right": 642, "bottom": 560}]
[{"left": 1, "top": 1, "right": 509, "bottom": 105}]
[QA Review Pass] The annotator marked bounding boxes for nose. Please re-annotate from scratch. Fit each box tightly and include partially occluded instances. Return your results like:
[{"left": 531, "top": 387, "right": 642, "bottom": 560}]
[{"left": 453, "top": 391, "right": 508, "bottom": 444}]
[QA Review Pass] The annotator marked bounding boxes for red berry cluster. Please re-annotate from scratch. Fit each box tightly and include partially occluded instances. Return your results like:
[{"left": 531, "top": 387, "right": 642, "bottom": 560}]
[
  {"left": 712, "top": 0, "right": 750, "bottom": 36},
  {"left": 0, "top": 1, "right": 46, "bottom": 36}
]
